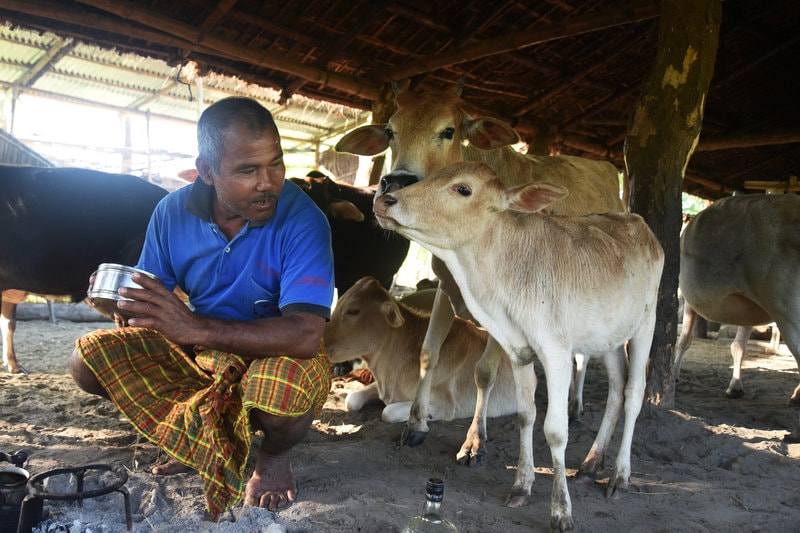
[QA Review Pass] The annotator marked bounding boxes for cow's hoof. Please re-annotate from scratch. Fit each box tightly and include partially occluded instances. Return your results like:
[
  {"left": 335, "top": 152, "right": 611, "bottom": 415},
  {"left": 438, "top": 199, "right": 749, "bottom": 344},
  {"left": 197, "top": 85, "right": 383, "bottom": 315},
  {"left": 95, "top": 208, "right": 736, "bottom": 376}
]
[
  {"left": 503, "top": 491, "right": 528, "bottom": 508},
  {"left": 455, "top": 450, "right": 486, "bottom": 467},
  {"left": 724, "top": 388, "right": 745, "bottom": 399},
  {"left": 550, "top": 514, "right": 575, "bottom": 532},
  {"left": 401, "top": 427, "right": 428, "bottom": 447}
]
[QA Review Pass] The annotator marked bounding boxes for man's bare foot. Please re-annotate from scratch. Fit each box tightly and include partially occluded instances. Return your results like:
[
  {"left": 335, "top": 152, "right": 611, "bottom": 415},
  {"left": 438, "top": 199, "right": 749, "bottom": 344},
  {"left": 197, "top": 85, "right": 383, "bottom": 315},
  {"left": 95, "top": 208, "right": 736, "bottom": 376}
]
[
  {"left": 151, "top": 458, "right": 193, "bottom": 476},
  {"left": 243, "top": 453, "right": 297, "bottom": 511}
]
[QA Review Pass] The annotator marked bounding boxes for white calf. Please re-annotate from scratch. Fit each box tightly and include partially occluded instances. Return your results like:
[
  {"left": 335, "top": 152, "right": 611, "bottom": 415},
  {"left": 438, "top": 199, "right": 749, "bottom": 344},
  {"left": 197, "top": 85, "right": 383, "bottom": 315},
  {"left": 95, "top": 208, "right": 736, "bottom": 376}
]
[
  {"left": 337, "top": 83, "right": 626, "bottom": 458},
  {"left": 324, "top": 276, "right": 516, "bottom": 424},
  {"left": 374, "top": 161, "right": 663, "bottom": 531}
]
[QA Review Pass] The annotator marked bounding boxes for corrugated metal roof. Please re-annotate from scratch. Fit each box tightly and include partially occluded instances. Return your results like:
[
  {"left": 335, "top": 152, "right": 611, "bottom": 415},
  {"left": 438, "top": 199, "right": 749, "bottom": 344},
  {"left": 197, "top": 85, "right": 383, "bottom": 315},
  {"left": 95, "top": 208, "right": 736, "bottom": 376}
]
[{"left": 0, "top": 22, "right": 371, "bottom": 153}]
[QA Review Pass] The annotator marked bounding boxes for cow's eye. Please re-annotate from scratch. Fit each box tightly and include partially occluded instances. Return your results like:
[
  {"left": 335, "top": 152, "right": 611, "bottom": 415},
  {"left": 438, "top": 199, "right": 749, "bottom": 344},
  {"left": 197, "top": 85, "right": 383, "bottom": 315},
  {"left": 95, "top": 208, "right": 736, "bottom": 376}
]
[
  {"left": 345, "top": 308, "right": 360, "bottom": 316},
  {"left": 439, "top": 127, "right": 455, "bottom": 140},
  {"left": 455, "top": 184, "right": 472, "bottom": 197},
  {"left": 385, "top": 128, "right": 394, "bottom": 141}
]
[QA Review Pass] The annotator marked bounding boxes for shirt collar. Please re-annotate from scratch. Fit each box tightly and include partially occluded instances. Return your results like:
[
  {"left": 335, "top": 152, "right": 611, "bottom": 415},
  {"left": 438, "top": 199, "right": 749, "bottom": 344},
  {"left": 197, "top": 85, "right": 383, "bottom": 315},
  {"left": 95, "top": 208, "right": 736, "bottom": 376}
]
[
  {"left": 185, "top": 178, "right": 214, "bottom": 221},
  {"left": 184, "top": 178, "right": 267, "bottom": 228}
]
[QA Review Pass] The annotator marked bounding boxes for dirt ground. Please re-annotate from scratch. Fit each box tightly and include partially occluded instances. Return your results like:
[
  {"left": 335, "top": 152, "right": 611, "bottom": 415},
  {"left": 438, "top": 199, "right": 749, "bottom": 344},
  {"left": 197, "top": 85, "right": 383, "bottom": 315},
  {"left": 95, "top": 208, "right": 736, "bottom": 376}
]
[{"left": 1, "top": 304, "right": 799, "bottom": 532}]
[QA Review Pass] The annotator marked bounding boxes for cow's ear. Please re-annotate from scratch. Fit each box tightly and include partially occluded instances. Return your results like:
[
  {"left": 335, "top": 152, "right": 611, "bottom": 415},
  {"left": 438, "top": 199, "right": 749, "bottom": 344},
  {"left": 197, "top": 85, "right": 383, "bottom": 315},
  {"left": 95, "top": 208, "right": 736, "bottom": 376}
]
[
  {"left": 505, "top": 182, "right": 568, "bottom": 213},
  {"left": 328, "top": 200, "right": 366, "bottom": 222},
  {"left": 382, "top": 300, "right": 405, "bottom": 328},
  {"left": 463, "top": 117, "right": 520, "bottom": 150},
  {"left": 336, "top": 125, "right": 390, "bottom": 156}
]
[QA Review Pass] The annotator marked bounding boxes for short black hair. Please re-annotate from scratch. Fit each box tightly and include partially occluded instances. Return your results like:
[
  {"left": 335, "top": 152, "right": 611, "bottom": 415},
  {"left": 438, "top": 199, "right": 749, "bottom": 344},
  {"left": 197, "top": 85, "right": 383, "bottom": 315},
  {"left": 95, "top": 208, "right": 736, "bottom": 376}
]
[{"left": 197, "top": 97, "right": 279, "bottom": 172}]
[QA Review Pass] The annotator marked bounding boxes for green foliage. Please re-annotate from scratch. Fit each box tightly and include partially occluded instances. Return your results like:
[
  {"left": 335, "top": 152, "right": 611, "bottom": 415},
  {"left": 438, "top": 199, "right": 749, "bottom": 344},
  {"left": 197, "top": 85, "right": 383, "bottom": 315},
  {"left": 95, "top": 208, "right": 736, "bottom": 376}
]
[{"left": 682, "top": 192, "right": 709, "bottom": 216}]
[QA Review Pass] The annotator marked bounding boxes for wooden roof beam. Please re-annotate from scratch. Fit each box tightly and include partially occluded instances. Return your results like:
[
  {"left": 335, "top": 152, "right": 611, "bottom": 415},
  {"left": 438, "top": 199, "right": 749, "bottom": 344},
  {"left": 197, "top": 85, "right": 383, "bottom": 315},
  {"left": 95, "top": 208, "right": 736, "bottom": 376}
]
[
  {"left": 17, "top": 35, "right": 75, "bottom": 87},
  {"left": 696, "top": 130, "right": 800, "bottom": 152},
  {"left": 374, "top": 1, "right": 660, "bottom": 82},
  {"left": 199, "top": 0, "right": 241, "bottom": 36},
  {"left": 74, "top": 0, "right": 382, "bottom": 100}
]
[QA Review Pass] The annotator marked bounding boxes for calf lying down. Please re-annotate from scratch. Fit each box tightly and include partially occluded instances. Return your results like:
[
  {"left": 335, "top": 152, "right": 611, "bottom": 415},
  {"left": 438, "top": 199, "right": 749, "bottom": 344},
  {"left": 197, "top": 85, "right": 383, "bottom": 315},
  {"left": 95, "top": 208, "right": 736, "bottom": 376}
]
[{"left": 324, "top": 276, "right": 516, "bottom": 423}]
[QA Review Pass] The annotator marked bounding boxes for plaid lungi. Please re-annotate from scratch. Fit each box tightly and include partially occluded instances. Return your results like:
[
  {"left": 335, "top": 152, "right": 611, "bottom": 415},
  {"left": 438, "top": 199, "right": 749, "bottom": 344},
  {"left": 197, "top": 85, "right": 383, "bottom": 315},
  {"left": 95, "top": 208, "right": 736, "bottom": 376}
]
[{"left": 75, "top": 327, "right": 331, "bottom": 517}]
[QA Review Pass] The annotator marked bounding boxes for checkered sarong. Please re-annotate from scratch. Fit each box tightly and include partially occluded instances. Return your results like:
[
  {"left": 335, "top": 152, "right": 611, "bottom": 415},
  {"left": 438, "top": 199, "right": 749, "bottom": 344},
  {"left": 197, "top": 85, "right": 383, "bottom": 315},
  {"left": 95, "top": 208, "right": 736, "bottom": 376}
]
[{"left": 75, "top": 327, "right": 331, "bottom": 517}]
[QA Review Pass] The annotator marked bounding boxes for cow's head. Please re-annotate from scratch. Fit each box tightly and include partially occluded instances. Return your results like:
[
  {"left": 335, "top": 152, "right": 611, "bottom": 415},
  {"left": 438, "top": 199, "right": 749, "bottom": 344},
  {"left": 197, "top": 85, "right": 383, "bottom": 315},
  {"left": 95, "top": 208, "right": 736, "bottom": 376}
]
[
  {"left": 335, "top": 83, "right": 521, "bottom": 195},
  {"left": 289, "top": 174, "right": 366, "bottom": 222}
]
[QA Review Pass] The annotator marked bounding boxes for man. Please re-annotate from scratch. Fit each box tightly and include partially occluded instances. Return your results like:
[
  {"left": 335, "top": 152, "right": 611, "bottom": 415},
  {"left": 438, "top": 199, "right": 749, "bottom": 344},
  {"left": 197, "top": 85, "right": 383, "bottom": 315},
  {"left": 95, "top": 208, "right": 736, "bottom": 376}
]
[{"left": 69, "top": 96, "right": 335, "bottom": 518}]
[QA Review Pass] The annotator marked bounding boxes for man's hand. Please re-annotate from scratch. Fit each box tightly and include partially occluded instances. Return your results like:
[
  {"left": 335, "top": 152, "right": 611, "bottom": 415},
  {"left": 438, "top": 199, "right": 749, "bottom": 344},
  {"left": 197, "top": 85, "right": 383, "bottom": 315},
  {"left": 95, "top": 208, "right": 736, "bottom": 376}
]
[{"left": 117, "top": 272, "right": 205, "bottom": 345}]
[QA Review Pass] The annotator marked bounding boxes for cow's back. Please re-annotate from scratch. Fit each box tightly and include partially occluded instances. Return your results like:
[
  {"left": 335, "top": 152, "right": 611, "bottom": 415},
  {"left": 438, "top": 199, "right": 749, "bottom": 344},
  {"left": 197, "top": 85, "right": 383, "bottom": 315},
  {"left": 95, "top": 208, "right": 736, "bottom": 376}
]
[
  {"left": 680, "top": 193, "right": 800, "bottom": 326},
  {"left": 0, "top": 165, "right": 168, "bottom": 300},
  {"left": 463, "top": 145, "right": 624, "bottom": 215}
]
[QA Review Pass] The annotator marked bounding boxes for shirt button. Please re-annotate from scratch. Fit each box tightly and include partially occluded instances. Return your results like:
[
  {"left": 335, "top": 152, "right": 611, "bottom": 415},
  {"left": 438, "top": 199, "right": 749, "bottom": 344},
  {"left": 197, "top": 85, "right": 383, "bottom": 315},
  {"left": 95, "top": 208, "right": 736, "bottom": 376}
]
[{"left": 225, "top": 247, "right": 231, "bottom": 253}]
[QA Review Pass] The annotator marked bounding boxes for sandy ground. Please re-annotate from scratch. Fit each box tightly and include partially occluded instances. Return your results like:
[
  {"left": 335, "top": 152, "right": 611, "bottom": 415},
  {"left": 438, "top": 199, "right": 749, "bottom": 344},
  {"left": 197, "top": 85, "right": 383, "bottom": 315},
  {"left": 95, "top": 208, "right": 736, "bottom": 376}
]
[{"left": 1, "top": 305, "right": 799, "bottom": 532}]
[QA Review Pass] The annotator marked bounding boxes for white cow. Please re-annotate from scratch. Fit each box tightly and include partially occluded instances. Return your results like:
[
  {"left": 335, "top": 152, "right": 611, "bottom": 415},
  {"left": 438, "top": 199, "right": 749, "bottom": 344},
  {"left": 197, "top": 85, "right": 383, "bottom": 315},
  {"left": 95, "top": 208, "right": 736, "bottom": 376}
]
[
  {"left": 674, "top": 193, "right": 800, "bottom": 440},
  {"left": 324, "top": 276, "right": 516, "bottom": 424},
  {"left": 336, "top": 84, "right": 625, "bottom": 465},
  {"left": 373, "top": 161, "right": 663, "bottom": 531}
]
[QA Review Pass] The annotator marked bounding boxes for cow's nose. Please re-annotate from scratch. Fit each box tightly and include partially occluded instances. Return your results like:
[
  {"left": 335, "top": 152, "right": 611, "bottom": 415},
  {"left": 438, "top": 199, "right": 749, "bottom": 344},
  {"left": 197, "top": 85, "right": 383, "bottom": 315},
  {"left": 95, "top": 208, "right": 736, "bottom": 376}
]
[
  {"left": 379, "top": 172, "right": 419, "bottom": 194},
  {"left": 373, "top": 193, "right": 397, "bottom": 218}
]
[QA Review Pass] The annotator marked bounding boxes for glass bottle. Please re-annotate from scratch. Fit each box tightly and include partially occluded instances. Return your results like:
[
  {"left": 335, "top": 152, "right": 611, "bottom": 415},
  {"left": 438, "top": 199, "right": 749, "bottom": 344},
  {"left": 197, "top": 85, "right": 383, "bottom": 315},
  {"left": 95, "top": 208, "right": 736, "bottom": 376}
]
[{"left": 400, "top": 477, "right": 459, "bottom": 532}]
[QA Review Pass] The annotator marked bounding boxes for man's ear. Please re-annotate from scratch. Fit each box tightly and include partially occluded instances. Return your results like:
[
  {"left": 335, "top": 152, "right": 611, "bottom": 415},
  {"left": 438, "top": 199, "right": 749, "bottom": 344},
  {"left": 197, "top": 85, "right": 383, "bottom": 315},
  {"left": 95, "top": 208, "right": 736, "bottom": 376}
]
[{"left": 195, "top": 156, "right": 215, "bottom": 186}]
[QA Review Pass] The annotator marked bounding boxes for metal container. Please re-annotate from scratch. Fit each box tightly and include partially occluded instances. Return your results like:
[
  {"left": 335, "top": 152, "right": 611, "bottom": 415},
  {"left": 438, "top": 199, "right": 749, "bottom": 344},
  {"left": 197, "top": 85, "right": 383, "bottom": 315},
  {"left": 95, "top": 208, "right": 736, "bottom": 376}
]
[
  {"left": 88, "top": 263, "right": 161, "bottom": 319},
  {"left": 0, "top": 451, "right": 30, "bottom": 532}
]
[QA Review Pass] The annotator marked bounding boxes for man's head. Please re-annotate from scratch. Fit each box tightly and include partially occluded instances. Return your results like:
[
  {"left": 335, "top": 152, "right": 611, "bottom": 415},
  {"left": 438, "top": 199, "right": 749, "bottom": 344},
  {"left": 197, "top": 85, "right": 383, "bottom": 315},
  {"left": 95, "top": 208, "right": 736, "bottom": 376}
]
[
  {"left": 195, "top": 97, "right": 286, "bottom": 227},
  {"left": 197, "top": 97, "right": 280, "bottom": 173}
]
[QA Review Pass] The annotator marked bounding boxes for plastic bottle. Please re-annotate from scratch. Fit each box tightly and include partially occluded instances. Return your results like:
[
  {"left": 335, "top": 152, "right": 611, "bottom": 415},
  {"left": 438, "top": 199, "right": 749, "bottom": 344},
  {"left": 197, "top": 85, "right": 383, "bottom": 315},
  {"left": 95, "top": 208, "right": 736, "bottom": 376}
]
[{"left": 400, "top": 477, "right": 458, "bottom": 532}]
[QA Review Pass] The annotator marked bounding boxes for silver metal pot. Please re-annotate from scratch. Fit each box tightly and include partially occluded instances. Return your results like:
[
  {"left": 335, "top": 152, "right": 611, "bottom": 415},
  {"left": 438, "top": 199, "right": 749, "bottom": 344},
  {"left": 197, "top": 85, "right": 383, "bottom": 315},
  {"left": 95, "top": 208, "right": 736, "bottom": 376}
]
[{"left": 88, "top": 263, "right": 161, "bottom": 318}]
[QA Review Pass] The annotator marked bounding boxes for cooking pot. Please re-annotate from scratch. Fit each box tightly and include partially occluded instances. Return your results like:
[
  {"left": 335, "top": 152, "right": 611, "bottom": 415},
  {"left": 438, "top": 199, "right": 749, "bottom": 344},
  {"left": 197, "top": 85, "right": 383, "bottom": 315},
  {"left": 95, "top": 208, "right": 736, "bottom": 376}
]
[
  {"left": 88, "top": 263, "right": 161, "bottom": 318},
  {"left": 0, "top": 451, "right": 30, "bottom": 532}
]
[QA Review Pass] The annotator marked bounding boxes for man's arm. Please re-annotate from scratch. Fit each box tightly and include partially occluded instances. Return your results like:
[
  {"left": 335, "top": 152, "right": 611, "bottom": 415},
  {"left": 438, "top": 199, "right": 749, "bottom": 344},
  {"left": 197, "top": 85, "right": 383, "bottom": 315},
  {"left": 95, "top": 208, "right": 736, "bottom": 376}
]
[{"left": 118, "top": 272, "right": 325, "bottom": 359}]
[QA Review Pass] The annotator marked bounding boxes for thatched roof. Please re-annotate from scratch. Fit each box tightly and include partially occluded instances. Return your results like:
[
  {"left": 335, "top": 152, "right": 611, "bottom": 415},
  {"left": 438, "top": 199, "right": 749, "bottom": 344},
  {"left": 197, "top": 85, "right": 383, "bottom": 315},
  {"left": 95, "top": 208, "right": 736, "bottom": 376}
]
[{"left": 1, "top": 0, "right": 797, "bottom": 200}]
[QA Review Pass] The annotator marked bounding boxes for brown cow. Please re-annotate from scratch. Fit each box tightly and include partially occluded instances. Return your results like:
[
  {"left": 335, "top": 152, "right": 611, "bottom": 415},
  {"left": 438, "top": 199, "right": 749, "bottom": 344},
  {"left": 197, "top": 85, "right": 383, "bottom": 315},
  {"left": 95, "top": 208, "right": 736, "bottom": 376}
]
[
  {"left": 373, "top": 161, "right": 663, "bottom": 531},
  {"left": 336, "top": 83, "right": 625, "bottom": 465},
  {"left": 324, "top": 276, "right": 516, "bottom": 423}
]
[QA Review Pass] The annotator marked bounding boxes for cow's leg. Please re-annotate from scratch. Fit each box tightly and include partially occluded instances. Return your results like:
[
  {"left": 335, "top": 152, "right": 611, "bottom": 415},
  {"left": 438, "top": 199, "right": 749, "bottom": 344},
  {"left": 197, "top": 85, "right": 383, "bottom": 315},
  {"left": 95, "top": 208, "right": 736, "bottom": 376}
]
[
  {"left": 344, "top": 381, "right": 380, "bottom": 412},
  {"left": 402, "top": 287, "right": 454, "bottom": 447},
  {"left": 726, "top": 326, "right": 751, "bottom": 398},
  {"left": 504, "top": 361, "right": 537, "bottom": 509},
  {"left": 456, "top": 336, "right": 503, "bottom": 466},
  {"left": 537, "top": 351, "right": 574, "bottom": 531},
  {"left": 577, "top": 346, "right": 626, "bottom": 480},
  {"left": 673, "top": 303, "right": 697, "bottom": 381},
  {"left": 569, "top": 352, "right": 588, "bottom": 420},
  {"left": 607, "top": 310, "right": 655, "bottom": 497},
  {"left": 1, "top": 291, "right": 28, "bottom": 374},
  {"left": 770, "top": 323, "right": 782, "bottom": 354},
  {"left": 771, "top": 320, "right": 800, "bottom": 441}
]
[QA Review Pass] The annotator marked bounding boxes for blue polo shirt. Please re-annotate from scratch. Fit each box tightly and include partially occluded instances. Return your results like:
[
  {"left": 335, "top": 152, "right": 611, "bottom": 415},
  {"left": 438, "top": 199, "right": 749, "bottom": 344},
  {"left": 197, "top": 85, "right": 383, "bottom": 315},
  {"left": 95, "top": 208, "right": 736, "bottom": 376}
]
[{"left": 136, "top": 178, "right": 334, "bottom": 321}]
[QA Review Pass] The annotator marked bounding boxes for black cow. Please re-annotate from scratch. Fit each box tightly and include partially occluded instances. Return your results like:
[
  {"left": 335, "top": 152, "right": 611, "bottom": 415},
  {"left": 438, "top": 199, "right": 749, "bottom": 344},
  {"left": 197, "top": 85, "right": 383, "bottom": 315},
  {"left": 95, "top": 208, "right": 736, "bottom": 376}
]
[
  {"left": 0, "top": 165, "right": 168, "bottom": 373},
  {"left": 290, "top": 172, "right": 411, "bottom": 376},
  {"left": 290, "top": 172, "right": 410, "bottom": 294}
]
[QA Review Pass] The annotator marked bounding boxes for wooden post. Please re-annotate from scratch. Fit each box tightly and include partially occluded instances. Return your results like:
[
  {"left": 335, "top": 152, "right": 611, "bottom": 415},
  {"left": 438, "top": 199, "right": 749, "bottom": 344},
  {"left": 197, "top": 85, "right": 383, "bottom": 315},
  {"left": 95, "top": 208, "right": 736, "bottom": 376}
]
[{"left": 624, "top": 0, "right": 721, "bottom": 407}]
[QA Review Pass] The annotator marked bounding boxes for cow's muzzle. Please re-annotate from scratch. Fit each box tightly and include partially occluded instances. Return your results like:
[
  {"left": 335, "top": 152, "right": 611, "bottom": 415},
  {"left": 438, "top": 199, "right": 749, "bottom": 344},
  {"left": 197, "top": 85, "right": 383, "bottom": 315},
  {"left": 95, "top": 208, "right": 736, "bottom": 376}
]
[{"left": 379, "top": 171, "right": 419, "bottom": 195}]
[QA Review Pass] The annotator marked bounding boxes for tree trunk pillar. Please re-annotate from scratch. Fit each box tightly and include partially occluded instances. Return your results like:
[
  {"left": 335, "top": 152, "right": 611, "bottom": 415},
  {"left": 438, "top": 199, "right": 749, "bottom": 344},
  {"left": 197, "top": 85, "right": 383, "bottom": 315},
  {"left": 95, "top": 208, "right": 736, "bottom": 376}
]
[{"left": 625, "top": 0, "right": 721, "bottom": 407}]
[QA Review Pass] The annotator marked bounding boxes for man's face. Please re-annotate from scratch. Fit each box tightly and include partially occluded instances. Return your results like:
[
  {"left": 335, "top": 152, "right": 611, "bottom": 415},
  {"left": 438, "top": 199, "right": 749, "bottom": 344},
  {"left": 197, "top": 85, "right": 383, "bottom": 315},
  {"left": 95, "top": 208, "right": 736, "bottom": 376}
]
[{"left": 198, "top": 122, "right": 286, "bottom": 225}]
